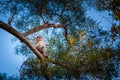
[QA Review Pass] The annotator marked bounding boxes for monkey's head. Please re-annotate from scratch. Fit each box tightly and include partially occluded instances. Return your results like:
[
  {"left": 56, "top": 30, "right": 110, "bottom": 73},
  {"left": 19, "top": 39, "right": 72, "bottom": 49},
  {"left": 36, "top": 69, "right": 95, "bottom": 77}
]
[{"left": 37, "top": 36, "right": 43, "bottom": 41}]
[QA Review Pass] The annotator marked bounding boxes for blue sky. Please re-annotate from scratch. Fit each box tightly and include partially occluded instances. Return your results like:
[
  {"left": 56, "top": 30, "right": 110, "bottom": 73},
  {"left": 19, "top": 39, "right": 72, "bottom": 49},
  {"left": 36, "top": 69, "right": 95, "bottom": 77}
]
[
  {"left": 0, "top": 14, "right": 25, "bottom": 76},
  {"left": 86, "top": 8, "right": 112, "bottom": 30},
  {"left": 0, "top": 29, "right": 24, "bottom": 76},
  {"left": 0, "top": 8, "right": 119, "bottom": 80}
]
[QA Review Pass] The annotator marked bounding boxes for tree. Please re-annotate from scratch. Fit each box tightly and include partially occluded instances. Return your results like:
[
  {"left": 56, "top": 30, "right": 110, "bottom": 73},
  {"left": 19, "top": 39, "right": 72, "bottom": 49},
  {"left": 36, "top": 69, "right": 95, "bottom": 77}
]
[
  {"left": 0, "top": 72, "right": 19, "bottom": 80},
  {"left": 0, "top": 0, "right": 119, "bottom": 79}
]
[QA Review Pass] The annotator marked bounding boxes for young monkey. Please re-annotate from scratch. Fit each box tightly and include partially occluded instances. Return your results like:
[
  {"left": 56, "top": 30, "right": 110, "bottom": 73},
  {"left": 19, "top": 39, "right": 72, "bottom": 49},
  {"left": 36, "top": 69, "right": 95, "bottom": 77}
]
[{"left": 35, "top": 36, "right": 48, "bottom": 58}]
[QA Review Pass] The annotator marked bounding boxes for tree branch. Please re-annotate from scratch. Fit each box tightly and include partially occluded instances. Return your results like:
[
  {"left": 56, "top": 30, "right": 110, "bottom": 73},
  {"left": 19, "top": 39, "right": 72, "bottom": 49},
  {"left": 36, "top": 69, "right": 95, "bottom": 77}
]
[
  {"left": 0, "top": 20, "right": 44, "bottom": 60},
  {"left": 0, "top": 20, "right": 51, "bottom": 79},
  {"left": 47, "top": 59, "right": 81, "bottom": 72},
  {"left": 0, "top": 21, "right": 81, "bottom": 74},
  {"left": 23, "top": 23, "right": 67, "bottom": 36}
]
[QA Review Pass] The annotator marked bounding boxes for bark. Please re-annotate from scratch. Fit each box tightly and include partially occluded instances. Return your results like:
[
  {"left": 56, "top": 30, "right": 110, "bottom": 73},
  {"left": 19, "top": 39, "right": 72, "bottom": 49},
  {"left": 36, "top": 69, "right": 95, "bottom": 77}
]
[
  {"left": 23, "top": 23, "right": 67, "bottom": 36},
  {"left": 0, "top": 20, "right": 44, "bottom": 59},
  {"left": 0, "top": 20, "right": 51, "bottom": 79},
  {"left": 0, "top": 21, "right": 81, "bottom": 78}
]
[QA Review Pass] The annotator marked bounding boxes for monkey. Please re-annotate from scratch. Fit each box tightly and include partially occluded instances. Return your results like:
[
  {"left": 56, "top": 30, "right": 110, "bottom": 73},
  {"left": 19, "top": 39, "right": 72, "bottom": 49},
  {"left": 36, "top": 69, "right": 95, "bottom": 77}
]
[{"left": 35, "top": 35, "right": 48, "bottom": 58}]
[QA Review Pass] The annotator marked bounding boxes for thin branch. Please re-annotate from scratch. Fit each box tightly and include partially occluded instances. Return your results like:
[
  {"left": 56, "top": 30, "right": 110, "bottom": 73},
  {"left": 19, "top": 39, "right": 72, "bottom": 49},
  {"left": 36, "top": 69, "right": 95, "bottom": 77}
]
[
  {"left": 41, "top": 13, "right": 46, "bottom": 24},
  {"left": 8, "top": 3, "right": 17, "bottom": 26},
  {"left": 47, "top": 59, "right": 81, "bottom": 72},
  {"left": 23, "top": 23, "right": 67, "bottom": 36},
  {"left": 8, "top": 13, "right": 16, "bottom": 26}
]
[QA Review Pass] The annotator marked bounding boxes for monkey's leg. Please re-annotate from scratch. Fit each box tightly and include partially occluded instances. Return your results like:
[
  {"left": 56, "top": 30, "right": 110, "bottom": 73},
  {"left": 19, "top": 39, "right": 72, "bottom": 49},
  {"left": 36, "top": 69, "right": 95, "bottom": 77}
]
[{"left": 42, "top": 47, "right": 48, "bottom": 58}]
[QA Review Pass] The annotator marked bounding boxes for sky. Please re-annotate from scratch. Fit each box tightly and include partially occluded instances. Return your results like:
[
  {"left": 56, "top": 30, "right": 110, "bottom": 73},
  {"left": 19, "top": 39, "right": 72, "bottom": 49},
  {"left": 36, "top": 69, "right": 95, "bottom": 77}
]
[
  {"left": 0, "top": 14, "right": 25, "bottom": 76},
  {"left": 0, "top": 8, "right": 111, "bottom": 75},
  {"left": 86, "top": 8, "right": 112, "bottom": 30},
  {"left": 0, "top": 29, "right": 24, "bottom": 76},
  {"left": 0, "top": 8, "right": 119, "bottom": 79}
]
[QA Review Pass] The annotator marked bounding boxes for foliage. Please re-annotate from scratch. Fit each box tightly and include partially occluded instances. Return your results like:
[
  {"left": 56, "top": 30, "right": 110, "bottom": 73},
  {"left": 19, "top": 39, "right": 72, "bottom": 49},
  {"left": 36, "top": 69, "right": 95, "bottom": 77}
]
[
  {"left": 84, "top": 0, "right": 120, "bottom": 20},
  {"left": 0, "top": 0, "right": 120, "bottom": 80},
  {"left": 0, "top": 73, "right": 19, "bottom": 80},
  {"left": 19, "top": 58, "right": 42, "bottom": 80}
]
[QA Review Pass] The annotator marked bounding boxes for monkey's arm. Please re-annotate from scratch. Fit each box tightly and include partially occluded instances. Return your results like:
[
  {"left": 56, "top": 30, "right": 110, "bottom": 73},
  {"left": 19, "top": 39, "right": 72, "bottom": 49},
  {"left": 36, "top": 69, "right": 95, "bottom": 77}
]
[{"left": 35, "top": 42, "right": 40, "bottom": 48}]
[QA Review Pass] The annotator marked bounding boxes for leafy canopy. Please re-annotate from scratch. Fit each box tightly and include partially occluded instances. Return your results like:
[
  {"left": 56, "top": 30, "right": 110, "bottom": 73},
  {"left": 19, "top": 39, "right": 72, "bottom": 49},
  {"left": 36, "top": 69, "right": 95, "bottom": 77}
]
[{"left": 0, "top": 0, "right": 120, "bottom": 80}]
